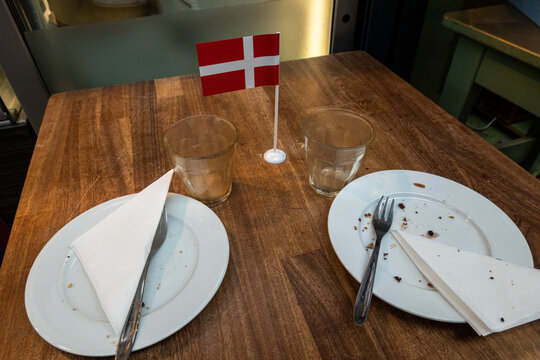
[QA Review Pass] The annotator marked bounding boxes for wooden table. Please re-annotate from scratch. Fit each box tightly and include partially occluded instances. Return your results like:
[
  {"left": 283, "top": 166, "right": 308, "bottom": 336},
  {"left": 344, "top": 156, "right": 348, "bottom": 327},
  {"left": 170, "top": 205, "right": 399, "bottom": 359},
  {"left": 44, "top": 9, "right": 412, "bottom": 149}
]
[
  {"left": 1, "top": 51, "right": 540, "bottom": 359},
  {"left": 439, "top": 4, "right": 540, "bottom": 176}
]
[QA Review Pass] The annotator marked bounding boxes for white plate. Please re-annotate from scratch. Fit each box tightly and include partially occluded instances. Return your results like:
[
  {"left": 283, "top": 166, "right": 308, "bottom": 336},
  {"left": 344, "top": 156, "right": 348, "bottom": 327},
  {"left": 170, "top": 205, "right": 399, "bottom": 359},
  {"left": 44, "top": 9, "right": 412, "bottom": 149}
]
[
  {"left": 328, "top": 170, "right": 533, "bottom": 323},
  {"left": 25, "top": 193, "right": 229, "bottom": 356}
]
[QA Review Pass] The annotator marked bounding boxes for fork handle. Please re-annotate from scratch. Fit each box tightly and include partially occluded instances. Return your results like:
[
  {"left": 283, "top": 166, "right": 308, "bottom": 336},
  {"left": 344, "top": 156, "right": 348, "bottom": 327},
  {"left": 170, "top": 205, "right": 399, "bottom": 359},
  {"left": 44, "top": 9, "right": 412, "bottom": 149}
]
[
  {"left": 354, "top": 234, "right": 383, "bottom": 326},
  {"left": 115, "top": 260, "right": 150, "bottom": 360}
]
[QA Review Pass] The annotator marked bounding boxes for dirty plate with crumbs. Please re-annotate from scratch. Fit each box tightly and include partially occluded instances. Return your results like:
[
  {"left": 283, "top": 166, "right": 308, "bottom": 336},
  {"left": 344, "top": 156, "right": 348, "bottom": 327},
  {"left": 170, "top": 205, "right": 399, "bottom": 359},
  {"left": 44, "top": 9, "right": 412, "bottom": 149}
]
[
  {"left": 328, "top": 170, "right": 533, "bottom": 323},
  {"left": 25, "top": 194, "right": 229, "bottom": 356}
]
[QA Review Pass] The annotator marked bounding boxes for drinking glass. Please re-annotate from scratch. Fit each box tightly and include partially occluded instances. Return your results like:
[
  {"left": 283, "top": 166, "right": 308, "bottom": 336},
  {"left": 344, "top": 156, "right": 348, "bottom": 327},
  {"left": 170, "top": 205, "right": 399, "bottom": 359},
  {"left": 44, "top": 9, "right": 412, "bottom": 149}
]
[
  {"left": 302, "top": 108, "right": 375, "bottom": 197},
  {"left": 164, "top": 115, "right": 237, "bottom": 206}
]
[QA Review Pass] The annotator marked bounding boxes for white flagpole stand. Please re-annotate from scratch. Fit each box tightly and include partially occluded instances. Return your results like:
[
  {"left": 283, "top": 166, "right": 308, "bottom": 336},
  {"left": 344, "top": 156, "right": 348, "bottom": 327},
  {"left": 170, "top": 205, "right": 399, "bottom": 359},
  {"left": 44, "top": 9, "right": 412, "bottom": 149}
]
[{"left": 264, "top": 85, "right": 286, "bottom": 164}]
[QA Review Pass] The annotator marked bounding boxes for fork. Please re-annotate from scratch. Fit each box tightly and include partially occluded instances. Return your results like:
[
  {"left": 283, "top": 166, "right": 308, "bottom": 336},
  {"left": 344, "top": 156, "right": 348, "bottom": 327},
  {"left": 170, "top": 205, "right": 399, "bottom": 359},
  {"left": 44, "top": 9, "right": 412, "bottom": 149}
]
[
  {"left": 354, "top": 196, "right": 394, "bottom": 325},
  {"left": 115, "top": 207, "right": 169, "bottom": 360}
]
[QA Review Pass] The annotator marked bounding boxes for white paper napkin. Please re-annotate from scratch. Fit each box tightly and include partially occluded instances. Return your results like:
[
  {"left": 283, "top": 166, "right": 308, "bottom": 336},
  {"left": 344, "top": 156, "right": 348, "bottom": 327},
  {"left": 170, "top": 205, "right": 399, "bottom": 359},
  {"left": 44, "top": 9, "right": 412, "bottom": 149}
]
[
  {"left": 71, "top": 170, "right": 174, "bottom": 334},
  {"left": 391, "top": 230, "right": 540, "bottom": 336}
]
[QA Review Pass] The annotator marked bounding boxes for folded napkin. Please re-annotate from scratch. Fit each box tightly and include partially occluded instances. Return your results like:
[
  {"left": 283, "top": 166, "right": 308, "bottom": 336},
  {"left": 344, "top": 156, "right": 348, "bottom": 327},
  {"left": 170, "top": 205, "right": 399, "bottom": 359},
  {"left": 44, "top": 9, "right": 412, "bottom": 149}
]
[
  {"left": 391, "top": 230, "right": 540, "bottom": 336},
  {"left": 71, "top": 170, "right": 173, "bottom": 334}
]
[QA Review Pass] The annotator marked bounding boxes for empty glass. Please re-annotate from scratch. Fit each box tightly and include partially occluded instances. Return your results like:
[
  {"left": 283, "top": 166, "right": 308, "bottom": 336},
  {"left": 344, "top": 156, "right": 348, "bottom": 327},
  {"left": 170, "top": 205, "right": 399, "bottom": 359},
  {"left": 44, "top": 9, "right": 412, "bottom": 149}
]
[
  {"left": 302, "top": 108, "right": 375, "bottom": 197},
  {"left": 164, "top": 115, "right": 237, "bottom": 206}
]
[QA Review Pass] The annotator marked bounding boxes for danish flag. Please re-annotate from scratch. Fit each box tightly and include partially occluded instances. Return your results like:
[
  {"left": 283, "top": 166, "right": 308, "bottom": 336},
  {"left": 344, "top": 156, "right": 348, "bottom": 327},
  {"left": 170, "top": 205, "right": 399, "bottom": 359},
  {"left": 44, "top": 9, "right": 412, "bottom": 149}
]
[{"left": 196, "top": 33, "right": 280, "bottom": 96}]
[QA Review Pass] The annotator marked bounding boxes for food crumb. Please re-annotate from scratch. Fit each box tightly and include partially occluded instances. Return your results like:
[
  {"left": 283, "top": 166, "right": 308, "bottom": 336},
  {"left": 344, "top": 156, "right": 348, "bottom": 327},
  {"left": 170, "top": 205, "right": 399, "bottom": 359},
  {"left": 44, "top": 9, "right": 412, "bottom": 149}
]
[
  {"left": 366, "top": 242, "right": 374, "bottom": 249},
  {"left": 449, "top": 216, "right": 455, "bottom": 219},
  {"left": 500, "top": 317, "right": 505, "bottom": 322},
  {"left": 426, "top": 230, "right": 439, "bottom": 238},
  {"left": 354, "top": 226, "right": 358, "bottom": 230},
  {"left": 383, "top": 253, "right": 388, "bottom": 257},
  {"left": 413, "top": 182, "right": 426, "bottom": 188},
  {"left": 364, "top": 213, "right": 372, "bottom": 218},
  {"left": 401, "top": 217, "right": 408, "bottom": 230},
  {"left": 438, "top": 216, "right": 442, "bottom": 219},
  {"left": 391, "top": 243, "right": 397, "bottom": 249},
  {"left": 106, "top": 335, "right": 110, "bottom": 338},
  {"left": 393, "top": 276, "right": 402, "bottom": 283},
  {"left": 418, "top": 280, "right": 422, "bottom": 282},
  {"left": 427, "top": 282, "right": 434, "bottom": 288},
  {"left": 489, "top": 276, "right": 494, "bottom": 280},
  {"left": 67, "top": 283, "right": 73, "bottom": 288},
  {"left": 398, "top": 203, "right": 405, "bottom": 209},
  {"left": 179, "top": 250, "right": 183, "bottom": 254}
]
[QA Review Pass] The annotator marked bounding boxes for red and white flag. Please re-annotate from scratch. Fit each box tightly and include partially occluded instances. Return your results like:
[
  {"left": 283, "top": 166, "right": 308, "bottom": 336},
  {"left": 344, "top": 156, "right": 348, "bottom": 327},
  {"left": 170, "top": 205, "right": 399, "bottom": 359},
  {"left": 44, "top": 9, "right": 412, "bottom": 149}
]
[{"left": 196, "top": 33, "right": 280, "bottom": 96}]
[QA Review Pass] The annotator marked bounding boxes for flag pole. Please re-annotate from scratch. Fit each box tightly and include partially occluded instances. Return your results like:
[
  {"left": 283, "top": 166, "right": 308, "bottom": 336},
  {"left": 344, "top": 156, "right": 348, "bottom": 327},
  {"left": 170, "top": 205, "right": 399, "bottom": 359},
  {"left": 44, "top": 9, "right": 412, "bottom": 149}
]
[
  {"left": 272, "top": 85, "right": 279, "bottom": 150},
  {"left": 264, "top": 82, "right": 286, "bottom": 164}
]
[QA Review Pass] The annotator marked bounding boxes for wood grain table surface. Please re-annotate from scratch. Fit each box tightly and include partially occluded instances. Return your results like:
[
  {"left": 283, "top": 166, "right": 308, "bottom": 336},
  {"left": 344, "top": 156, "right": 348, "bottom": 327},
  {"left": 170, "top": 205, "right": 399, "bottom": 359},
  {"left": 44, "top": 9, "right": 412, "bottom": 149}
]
[
  {"left": 1, "top": 51, "right": 539, "bottom": 359},
  {"left": 443, "top": 4, "right": 540, "bottom": 69}
]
